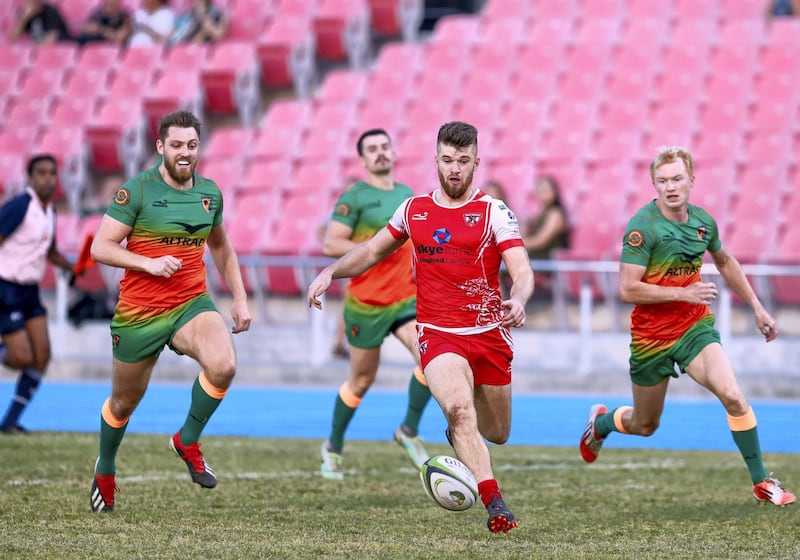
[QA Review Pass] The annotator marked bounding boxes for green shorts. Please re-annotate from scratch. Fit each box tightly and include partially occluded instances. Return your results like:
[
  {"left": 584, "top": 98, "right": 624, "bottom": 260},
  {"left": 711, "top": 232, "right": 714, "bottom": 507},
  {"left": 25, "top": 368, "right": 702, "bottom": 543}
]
[
  {"left": 110, "top": 294, "right": 219, "bottom": 363},
  {"left": 343, "top": 294, "right": 416, "bottom": 349},
  {"left": 629, "top": 315, "right": 721, "bottom": 386}
]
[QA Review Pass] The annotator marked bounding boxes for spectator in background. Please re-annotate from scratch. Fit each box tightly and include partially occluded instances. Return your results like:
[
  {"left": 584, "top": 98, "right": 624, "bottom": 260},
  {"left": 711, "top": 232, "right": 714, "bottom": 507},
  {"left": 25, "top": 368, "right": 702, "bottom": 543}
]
[
  {"left": 481, "top": 179, "right": 507, "bottom": 201},
  {"left": 76, "top": 0, "right": 132, "bottom": 46},
  {"left": 0, "top": 155, "right": 74, "bottom": 434},
  {"left": 128, "top": 0, "right": 175, "bottom": 47},
  {"left": 169, "top": 0, "right": 228, "bottom": 45},
  {"left": 766, "top": 0, "right": 800, "bottom": 18},
  {"left": 10, "top": 0, "right": 71, "bottom": 44},
  {"left": 522, "top": 175, "right": 570, "bottom": 263}
]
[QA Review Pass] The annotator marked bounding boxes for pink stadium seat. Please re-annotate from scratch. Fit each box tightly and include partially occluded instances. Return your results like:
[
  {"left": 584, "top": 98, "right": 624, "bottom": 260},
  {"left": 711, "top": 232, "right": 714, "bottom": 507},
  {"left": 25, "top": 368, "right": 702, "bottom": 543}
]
[
  {"left": 57, "top": 0, "right": 97, "bottom": 36},
  {"left": 257, "top": 16, "right": 316, "bottom": 98},
  {"left": 655, "top": 46, "right": 712, "bottom": 105},
  {"left": 765, "top": 18, "right": 800, "bottom": 49},
  {"left": 396, "top": 125, "right": 439, "bottom": 161},
  {"left": 452, "top": 95, "right": 506, "bottom": 140},
  {"left": 748, "top": 99, "right": 800, "bottom": 132},
  {"left": 84, "top": 98, "right": 146, "bottom": 177},
  {"left": 49, "top": 92, "right": 95, "bottom": 132},
  {"left": 589, "top": 128, "right": 645, "bottom": 166},
  {"left": 737, "top": 163, "right": 791, "bottom": 201},
  {"left": 17, "top": 67, "right": 68, "bottom": 105},
  {"left": 226, "top": 0, "right": 274, "bottom": 41},
  {"left": 716, "top": 19, "right": 766, "bottom": 50},
  {"left": 720, "top": 0, "right": 768, "bottom": 20},
  {"left": 5, "top": 97, "right": 52, "bottom": 131},
  {"left": 532, "top": 0, "right": 580, "bottom": 22},
  {"left": 38, "top": 126, "right": 90, "bottom": 212},
  {"left": 316, "top": 69, "right": 369, "bottom": 106},
  {"left": 120, "top": 44, "right": 164, "bottom": 77},
  {"left": 572, "top": 17, "right": 624, "bottom": 49},
  {"left": 164, "top": 42, "right": 209, "bottom": 75},
  {"left": 292, "top": 160, "right": 342, "bottom": 196},
  {"left": 673, "top": 0, "right": 721, "bottom": 22},
  {"left": 391, "top": 160, "right": 432, "bottom": 194},
  {"left": 704, "top": 72, "right": 756, "bottom": 111},
  {"left": 226, "top": 192, "right": 281, "bottom": 255},
  {"left": 625, "top": 4, "right": 674, "bottom": 28},
  {"left": 693, "top": 130, "right": 745, "bottom": 166},
  {"left": 367, "top": 0, "right": 423, "bottom": 40},
  {"left": 354, "top": 100, "right": 406, "bottom": 139},
  {"left": 74, "top": 42, "right": 121, "bottom": 76},
  {"left": 478, "top": 18, "right": 528, "bottom": 47},
  {"left": 238, "top": 158, "right": 293, "bottom": 196},
  {"left": 200, "top": 41, "right": 260, "bottom": 126},
  {"left": 547, "top": 100, "right": 599, "bottom": 136},
  {"left": 203, "top": 126, "right": 256, "bottom": 162},
  {"left": 108, "top": 65, "right": 158, "bottom": 102},
  {"left": 142, "top": 70, "right": 204, "bottom": 142},
  {"left": 428, "top": 14, "right": 480, "bottom": 47},
  {"left": 482, "top": 0, "right": 534, "bottom": 20},
  {"left": 373, "top": 41, "right": 424, "bottom": 81},
  {"left": 490, "top": 125, "right": 546, "bottom": 166},
  {"left": 691, "top": 166, "right": 735, "bottom": 230},
  {"left": 31, "top": 41, "right": 79, "bottom": 71},
  {"left": 744, "top": 130, "right": 795, "bottom": 164},
  {"left": 609, "top": 47, "right": 662, "bottom": 97},
  {"left": 698, "top": 100, "right": 751, "bottom": 134},
  {"left": 724, "top": 221, "right": 779, "bottom": 264},
  {"left": 62, "top": 65, "right": 112, "bottom": 104},
  {"left": 197, "top": 156, "right": 247, "bottom": 205},
  {"left": 0, "top": 149, "right": 27, "bottom": 201},
  {"left": 536, "top": 130, "right": 593, "bottom": 166},
  {"left": 312, "top": 0, "right": 371, "bottom": 67}
]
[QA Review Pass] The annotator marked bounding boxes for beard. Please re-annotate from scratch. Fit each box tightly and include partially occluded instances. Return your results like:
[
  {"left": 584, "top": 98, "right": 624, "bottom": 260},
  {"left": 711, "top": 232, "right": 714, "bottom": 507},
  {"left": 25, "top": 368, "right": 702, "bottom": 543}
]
[
  {"left": 163, "top": 155, "right": 196, "bottom": 184},
  {"left": 438, "top": 168, "right": 474, "bottom": 200}
]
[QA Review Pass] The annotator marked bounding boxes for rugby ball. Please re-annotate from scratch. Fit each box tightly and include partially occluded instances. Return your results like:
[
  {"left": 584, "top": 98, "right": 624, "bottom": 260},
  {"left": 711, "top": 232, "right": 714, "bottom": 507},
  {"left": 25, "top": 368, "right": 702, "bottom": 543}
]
[{"left": 419, "top": 455, "right": 479, "bottom": 511}]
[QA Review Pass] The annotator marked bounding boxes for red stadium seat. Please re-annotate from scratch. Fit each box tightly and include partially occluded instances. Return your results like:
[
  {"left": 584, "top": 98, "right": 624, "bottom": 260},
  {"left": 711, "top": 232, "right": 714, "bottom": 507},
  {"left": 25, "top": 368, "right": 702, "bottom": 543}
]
[
  {"left": 312, "top": 0, "right": 371, "bottom": 68},
  {"left": 200, "top": 41, "right": 260, "bottom": 126},
  {"left": 257, "top": 15, "right": 316, "bottom": 98},
  {"left": 142, "top": 70, "right": 204, "bottom": 142},
  {"left": 367, "top": 0, "right": 423, "bottom": 40},
  {"left": 84, "top": 98, "right": 146, "bottom": 177}
]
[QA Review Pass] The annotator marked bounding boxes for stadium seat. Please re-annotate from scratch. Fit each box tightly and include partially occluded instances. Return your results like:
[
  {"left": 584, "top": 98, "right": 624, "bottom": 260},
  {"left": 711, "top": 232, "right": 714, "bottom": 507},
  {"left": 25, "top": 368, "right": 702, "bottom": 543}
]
[
  {"left": 84, "top": 98, "right": 146, "bottom": 177},
  {"left": 737, "top": 163, "right": 791, "bottom": 202},
  {"left": 62, "top": 65, "right": 112, "bottom": 105},
  {"left": 704, "top": 72, "right": 756, "bottom": 112},
  {"left": 693, "top": 130, "right": 746, "bottom": 166},
  {"left": 490, "top": 123, "right": 547, "bottom": 166},
  {"left": 0, "top": 43, "right": 34, "bottom": 73},
  {"left": 257, "top": 15, "right": 316, "bottom": 98},
  {"left": 38, "top": 126, "right": 90, "bottom": 213},
  {"left": 428, "top": 14, "right": 480, "bottom": 47},
  {"left": 480, "top": 161, "right": 536, "bottom": 219},
  {"left": 200, "top": 41, "right": 260, "bottom": 126},
  {"left": 250, "top": 100, "right": 311, "bottom": 162},
  {"left": 292, "top": 160, "right": 343, "bottom": 196},
  {"left": 531, "top": 0, "right": 580, "bottom": 22},
  {"left": 655, "top": 46, "right": 712, "bottom": 105},
  {"left": 354, "top": 100, "right": 407, "bottom": 139},
  {"left": 547, "top": 99, "right": 599, "bottom": 137},
  {"left": 690, "top": 165, "right": 735, "bottom": 230},
  {"left": 588, "top": 128, "right": 645, "bottom": 167},
  {"left": 17, "top": 66, "right": 70, "bottom": 107},
  {"left": 748, "top": 99, "right": 799, "bottom": 133},
  {"left": 56, "top": 0, "right": 97, "bottom": 36},
  {"left": 119, "top": 44, "right": 164, "bottom": 77},
  {"left": 367, "top": 0, "right": 423, "bottom": 41},
  {"left": 572, "top": 17, "right": 624, "bottom": 49},
  {"left": 312, "top": 0, "right": 371, "bottom": 68},
  {"left": 225, "top": 191, "right": 281, "bottom": 255},
  {"left": 31, "top": 41, "right": 79, "bottom": 71},
  {"left": 744, "top": 130, "right": 795, "bottom": 164},
  {"left": 107, "top": 64, "right": 159, "bottom": 102},
  {"left": 142, "top": 70, "right": 204, "bottom": 142},
  {"left": 202, "top": 125, "right": 256, "bottom": 163},
  {"left": 226, "top": 0, "right": 275, "bottom": 41},
  {"left": 163, "top": 42, "right": 210, "bottom": 76},
  {"left": 238, "top": 158, "right": 294, "bottom": 196},
  {"left": 5, "top": 97, "right": 52, "bottom": 131},
  {"left": 672, "top": 0, "right": 721, "bottom": 22},
  {"left": 764, "top": 17, "right": 800, "bottom": 49},
  {"left": 608, "top": 50, "right": 661, "bottom": 101},
  {"left": 716, "top": 19, "right": 766, "bottom": 50},
  {"left": 197, "top": 156, "right": 247, "bottom": 205},
  {"left": 478, "top": 17, "right": 528, "bottom": 47},
  {"left": 74, "top": 42, "right": 121, "bottom": 76},
  {"left": 0, "top": 149, "right": 28, "bottom": 202},
  {"left": 720, "top": 0, "right": 768, "bottom": 20},
  {"left": 621, "top": 11, "right": 672, "bottom": 41},
  {"left": 391, "top": 160, "right": 433, "bottom": 194},
  {"left": 315, "top": 69, "right": 369, "bottom": 111},
  {"left": 373, "top": 41, "right": 424, "bottom": 81},
  {"left": 299, "top": 102, "right": 359, "bottom": 161},
  {"left": 482, "top": 0, "right": 535, "bottom": 20}
]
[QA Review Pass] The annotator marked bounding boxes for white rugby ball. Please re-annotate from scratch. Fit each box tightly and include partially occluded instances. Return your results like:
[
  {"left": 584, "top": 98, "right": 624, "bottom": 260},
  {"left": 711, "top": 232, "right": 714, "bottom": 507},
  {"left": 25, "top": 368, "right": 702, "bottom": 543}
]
[{"left": 419, "top": 455, "right": 479, "bottom": 511}]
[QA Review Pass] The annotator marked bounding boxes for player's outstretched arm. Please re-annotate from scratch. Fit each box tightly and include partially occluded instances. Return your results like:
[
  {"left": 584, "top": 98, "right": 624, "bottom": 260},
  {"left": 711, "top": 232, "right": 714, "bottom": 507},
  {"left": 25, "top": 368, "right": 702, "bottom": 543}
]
[
  {"left": 207, "top": 224, "right": 251, "bottom": 334},
  {"left": 501, "top": 246, "right": 534, "bottom": 328}
]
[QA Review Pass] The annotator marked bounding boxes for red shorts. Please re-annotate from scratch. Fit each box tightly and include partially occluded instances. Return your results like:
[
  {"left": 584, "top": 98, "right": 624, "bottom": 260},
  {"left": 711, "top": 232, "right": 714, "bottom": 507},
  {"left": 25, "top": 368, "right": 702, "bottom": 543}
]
[{"left": 417, "top": 326, "right": 513, "bottom": 386}]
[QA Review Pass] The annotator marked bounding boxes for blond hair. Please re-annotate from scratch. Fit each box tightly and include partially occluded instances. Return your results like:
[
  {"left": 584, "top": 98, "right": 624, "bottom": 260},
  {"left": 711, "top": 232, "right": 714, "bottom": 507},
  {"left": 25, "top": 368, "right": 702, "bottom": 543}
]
[{"left": 649, "top": 146, "right": 694, "bottom": 182}]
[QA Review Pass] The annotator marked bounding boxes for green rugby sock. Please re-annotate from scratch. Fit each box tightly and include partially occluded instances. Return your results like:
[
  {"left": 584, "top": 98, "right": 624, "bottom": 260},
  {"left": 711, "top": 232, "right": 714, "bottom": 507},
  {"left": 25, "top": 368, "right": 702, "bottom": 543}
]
[
  {"left": 329, "top": 395, "right": 357, "bottom": 452},
  {"left": 180, "top": 377, "right": 223, "bottom": 445},
  {"left": 401, "top": 372, "right": 431, "bottom": 434},
  {"left": 732, "top": 427, "right": 768, "bottom": 484},
  {"left": 97, "top": 416, "right": 128, "bottom": 475}
]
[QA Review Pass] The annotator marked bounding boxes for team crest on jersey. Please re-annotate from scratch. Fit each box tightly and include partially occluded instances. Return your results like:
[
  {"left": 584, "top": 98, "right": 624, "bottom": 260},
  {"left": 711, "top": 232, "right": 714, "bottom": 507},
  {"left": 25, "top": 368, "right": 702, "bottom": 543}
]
[
  {"left": 202, "top": 197, "right": 212, "bottom": 213},
  {"left": 114, "top": 188, "right": 130, "bottom": 206},
  {"left": 697, "top": 226, "right": 707, "bottom": 241},
  {"left": 626, "top": 230, "right": 644, "bottom": 248},
  {"left": 463, "top": 213, "right": 482, "bottom": 227},
  {"left": 335, "top": 203, "right": 351, "bottom": 217}
]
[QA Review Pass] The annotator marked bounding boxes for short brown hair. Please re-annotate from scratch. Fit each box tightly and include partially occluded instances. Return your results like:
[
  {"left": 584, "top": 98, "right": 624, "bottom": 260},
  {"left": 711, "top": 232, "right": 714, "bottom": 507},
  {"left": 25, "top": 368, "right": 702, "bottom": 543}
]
[
  {"left": 437, "top": 121, "right": 478, "bottom": 153},
  {"left": 157, "top": 110, "right": 202, "bottom": 142}
]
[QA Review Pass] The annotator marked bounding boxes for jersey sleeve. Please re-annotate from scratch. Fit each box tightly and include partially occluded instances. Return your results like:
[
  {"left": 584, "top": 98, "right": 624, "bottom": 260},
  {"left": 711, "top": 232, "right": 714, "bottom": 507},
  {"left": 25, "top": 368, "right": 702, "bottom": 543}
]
[
  {"left": 106, "top": 179, "right": 142, "bottom": 227},
  {"left": 705, "top": 212, "right": 722, "bottom": 253},
  {"left": 330, "top": 187, "right": 360, "bottom": 229},
  {"left": 490, "top": 199, "right": 524, "bottom": 251},
  {"left": 386, "top": 198, "right": 412, "bottom": 240},
  {"left": 0, "top": 192, "right": 32, "bottom": 238},
  {"left": 620, "top": 214, "right": 653, "bottom": 266}
]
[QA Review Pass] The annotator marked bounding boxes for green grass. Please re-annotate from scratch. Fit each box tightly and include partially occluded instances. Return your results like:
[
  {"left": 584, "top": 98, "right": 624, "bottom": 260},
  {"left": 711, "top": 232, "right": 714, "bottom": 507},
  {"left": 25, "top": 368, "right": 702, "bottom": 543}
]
[{"left": 0, "top": 433, "right": 798, "bottom": 560}]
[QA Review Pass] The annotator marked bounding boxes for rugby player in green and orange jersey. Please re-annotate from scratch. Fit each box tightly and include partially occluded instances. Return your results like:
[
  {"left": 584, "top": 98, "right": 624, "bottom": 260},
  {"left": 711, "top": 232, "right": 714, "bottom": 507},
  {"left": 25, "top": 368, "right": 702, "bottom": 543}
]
[
  {"left": 580, "top": 145, "right": 795, "bottom": 507},
  {"left": 318, "top": 128, "right": 433, "bottom": 480},
  {"left": 88, "top": 110, "right": 251, "bottom": 512}
]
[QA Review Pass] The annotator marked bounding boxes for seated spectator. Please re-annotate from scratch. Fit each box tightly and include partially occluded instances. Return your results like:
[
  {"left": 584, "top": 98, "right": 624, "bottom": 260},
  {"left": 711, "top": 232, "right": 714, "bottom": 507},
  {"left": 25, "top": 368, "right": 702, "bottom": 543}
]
[
  {"left": 10, "top": 0, "right": 71, "bottom": 44},
  {"left": 128, "top": 0, "right": 175, "bottom": 47},
  {"left": 75, "top": 0, "right": 132, "bottom": 46},
  {"left": 168, "top": 0, "right": 228, "bottom": 45},
  {"left": 766, "top": 0, "right": 800, "bottom": 18},
  {"left": 481, "top": 179, "right": 507, "bottom": 201},
  {"left": 523, "top": 175, "right": 570, "bottom": 262}
]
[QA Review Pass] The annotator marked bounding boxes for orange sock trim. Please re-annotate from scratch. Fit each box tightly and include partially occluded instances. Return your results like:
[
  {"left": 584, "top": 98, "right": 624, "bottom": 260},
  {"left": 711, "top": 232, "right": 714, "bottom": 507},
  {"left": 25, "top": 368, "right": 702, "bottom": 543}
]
[
  {"left": 101, "top": 398, "right": 129, "bottom": 429},
  {"left": 199, "top": 370, "right": 227, "bottom": 400},
  {"left": 613, "top": 406, "right": 632, "bottom": 434},
  {"left": 727, "top": 407, "right": 757, "bottom": 431},
  {"left": 413, "top": 366, "right": 427, "bottom": 386},
  {"left": 338, "top": 382, "right": 362, "bottom": 408}
]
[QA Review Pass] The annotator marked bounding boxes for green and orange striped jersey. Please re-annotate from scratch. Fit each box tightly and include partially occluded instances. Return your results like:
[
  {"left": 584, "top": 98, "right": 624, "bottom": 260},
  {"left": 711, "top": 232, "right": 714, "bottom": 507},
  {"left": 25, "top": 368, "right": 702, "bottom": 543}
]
[
  {"left": 107, "top": 166, "right": 224, "bottom": 310},
  {"left": 331, "top": 180, "right": 415, "bottom": 306},
  {"left": 621, "top": 200, "right": 722, "bottom": 340}
]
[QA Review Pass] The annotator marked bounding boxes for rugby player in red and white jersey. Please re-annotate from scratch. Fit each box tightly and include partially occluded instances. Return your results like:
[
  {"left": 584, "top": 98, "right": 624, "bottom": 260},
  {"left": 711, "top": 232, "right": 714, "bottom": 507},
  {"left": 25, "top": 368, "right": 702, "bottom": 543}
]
[{"left": 308, "top": 121, "right": 534, "bottom": 533}]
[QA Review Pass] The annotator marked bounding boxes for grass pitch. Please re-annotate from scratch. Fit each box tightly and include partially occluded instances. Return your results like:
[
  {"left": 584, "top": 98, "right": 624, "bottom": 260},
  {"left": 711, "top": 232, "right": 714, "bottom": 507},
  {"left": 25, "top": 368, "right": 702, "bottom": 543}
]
[{"left": 0, "top": 433, "right": 797, "bottom": 559}]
